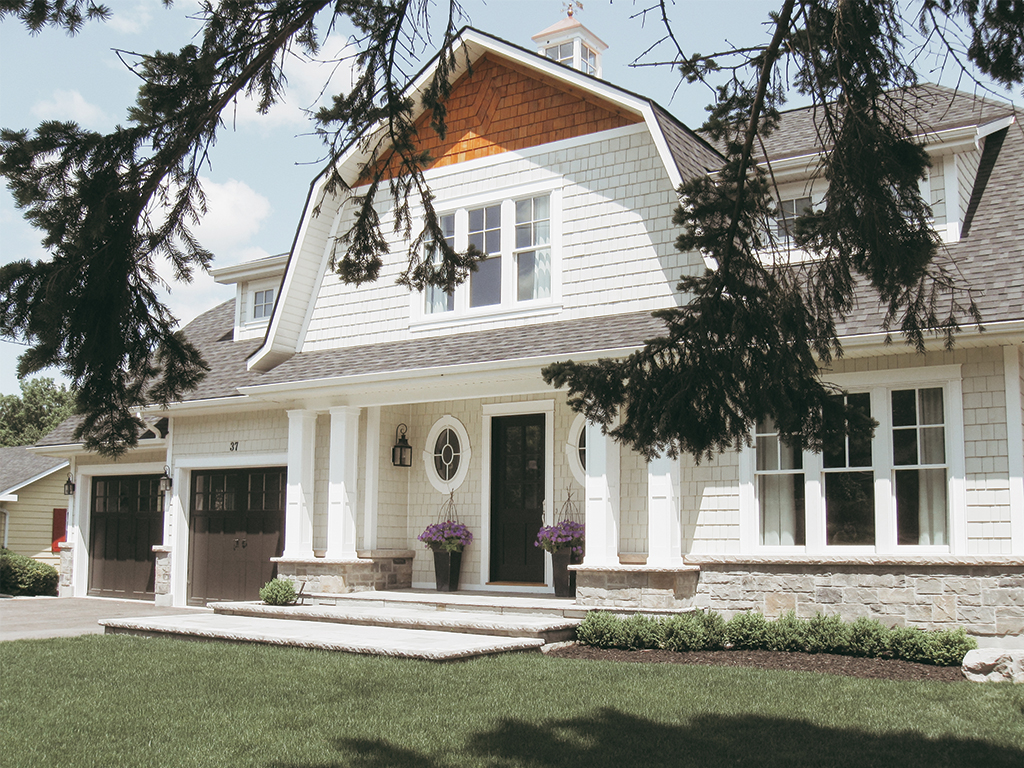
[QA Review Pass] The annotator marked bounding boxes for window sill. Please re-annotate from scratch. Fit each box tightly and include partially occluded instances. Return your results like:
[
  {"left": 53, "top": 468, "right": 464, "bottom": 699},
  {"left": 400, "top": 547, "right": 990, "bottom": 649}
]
[{"left": 411, "top": 302, "right": 563, "bottom": 333}]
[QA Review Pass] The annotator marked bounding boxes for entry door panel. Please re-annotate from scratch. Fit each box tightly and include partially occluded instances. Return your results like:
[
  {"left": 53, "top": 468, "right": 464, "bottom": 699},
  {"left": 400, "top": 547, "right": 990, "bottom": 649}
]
[
  {"left": 490, "top": 414, "right": 545, "bottom": 583},
  {"left": 189, "top": 468, "right": 285, "bottom": 605},
  {"left": 88, "top": 475, "right": 163, "bottom": 600}
]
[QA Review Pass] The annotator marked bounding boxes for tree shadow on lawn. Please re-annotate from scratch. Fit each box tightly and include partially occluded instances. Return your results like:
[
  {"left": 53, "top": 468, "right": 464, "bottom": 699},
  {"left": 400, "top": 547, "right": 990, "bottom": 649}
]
[{"left": 273, "top": 708, "right": 1023, "bottom": 768}]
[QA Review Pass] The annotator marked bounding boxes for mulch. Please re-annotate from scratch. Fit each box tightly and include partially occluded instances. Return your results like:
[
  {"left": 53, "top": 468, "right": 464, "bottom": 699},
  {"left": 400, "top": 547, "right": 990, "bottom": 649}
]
[{"left": 545, "top": 644, "right": 967, "bottom": 683}]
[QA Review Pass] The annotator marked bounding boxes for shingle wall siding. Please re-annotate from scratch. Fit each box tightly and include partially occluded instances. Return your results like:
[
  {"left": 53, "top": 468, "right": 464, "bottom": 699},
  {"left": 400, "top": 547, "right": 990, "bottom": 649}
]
[
  {"left": 680, "top": 451, "right": 742, "bottom": 554},
  {"left": 172, "top": 411, "right": 289, "bottom": 459},
  {"left": 2, "top": 472, "right": 65, "bottom": 567}
]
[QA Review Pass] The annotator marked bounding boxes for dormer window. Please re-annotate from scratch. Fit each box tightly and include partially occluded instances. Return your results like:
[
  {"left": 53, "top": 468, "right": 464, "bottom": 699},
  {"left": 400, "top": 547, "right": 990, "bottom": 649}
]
[
  {"left": 253, "top": 289, "right": 275, "bottom": 320},
  {"left": 544, "top": 40, "right": 598, "bottom": 75},
  {"left": 776, "top": 196, "right": 812, "bottom": 241}
]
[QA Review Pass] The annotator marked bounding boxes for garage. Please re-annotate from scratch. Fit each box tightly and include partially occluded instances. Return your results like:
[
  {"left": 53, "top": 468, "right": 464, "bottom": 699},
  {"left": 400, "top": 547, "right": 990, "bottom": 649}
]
[
  {"left": 87, "top": 474, "right": 164, "bottom": 600},
  {"left": 188, "top": 467, "right": 286, "bottom": 605}
]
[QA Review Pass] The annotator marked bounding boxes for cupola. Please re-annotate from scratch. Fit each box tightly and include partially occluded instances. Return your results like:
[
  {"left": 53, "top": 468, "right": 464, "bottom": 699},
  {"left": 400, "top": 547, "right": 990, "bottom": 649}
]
[{"left": 531, "top": 6, "right": 607, "bottom": 78}]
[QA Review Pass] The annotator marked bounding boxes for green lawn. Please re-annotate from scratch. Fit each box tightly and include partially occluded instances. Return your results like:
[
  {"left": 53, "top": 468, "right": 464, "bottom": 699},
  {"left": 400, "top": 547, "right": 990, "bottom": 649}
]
[{"left": 1, "top": 636, "right": 1022, "bottom": 768}]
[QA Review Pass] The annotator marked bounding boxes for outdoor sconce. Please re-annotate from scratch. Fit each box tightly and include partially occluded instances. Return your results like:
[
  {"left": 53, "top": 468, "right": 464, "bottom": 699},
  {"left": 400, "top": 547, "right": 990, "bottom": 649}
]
[
  {"left": 159, "top": 466, "right": 173, "bottom": 492},
  {"left": 392, "top": 424, "right": 412, "bottom": 467},
  {"left": 63, "top": 473, "right": 75, "bottom": 496}
]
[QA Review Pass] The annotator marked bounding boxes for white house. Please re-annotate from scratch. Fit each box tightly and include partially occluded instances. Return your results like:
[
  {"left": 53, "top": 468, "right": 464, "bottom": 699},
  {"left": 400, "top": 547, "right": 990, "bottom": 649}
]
[{"left": 36, "top": 19, "right": 1023, "bottom": 642}]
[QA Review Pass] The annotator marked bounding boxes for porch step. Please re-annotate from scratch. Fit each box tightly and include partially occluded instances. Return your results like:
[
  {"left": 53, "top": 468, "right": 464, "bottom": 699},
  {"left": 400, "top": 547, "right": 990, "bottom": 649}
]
[
  {"left": 100, "top": 613, "right": 545, "bottom": 661},
  {"left": 208, "top": 598, "right": 581, "bottom": 644}
]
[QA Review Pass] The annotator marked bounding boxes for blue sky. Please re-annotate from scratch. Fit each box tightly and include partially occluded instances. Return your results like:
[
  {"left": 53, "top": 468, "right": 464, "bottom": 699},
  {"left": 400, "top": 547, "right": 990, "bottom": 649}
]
[{"left": 0, "top": 0, "right": 1018, "bottom": 397}]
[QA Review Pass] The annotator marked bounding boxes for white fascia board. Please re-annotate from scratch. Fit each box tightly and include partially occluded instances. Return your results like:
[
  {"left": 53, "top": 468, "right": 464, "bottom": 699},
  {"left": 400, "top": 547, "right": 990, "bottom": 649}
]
[
  {"left": 976, "top": 114, "right": 1016, "bottom": 148},
  {"left": 0, "top": 460, "right": 69, "bottom": 497},
  {"left": 833, "top": 319, "right": 1024, "bottom": 358},
  {"left": 211, "top": 254, "right": 289, "bottom": 285}
]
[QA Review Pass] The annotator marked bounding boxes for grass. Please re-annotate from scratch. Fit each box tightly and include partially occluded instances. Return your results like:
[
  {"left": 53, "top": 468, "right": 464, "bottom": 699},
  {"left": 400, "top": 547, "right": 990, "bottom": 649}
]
[{"left": 1, "top": 636, "right": 1022, "bottom": 768}]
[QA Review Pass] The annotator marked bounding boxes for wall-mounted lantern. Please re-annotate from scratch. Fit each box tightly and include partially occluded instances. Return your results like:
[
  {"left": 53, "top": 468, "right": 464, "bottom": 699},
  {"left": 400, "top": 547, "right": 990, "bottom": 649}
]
[
  {"left": 63, "top": 472, "right": 75, "bottom": 496},
  {"left": 392, "top": 424, "right": 412, "bottom": 467},
  {"left": 159, "top": 465, "right": 173, "bottom": 492}
]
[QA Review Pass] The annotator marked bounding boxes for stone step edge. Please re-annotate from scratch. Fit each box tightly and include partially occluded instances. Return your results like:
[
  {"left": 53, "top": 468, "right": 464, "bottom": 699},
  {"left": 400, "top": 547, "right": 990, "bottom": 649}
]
[
  {"left": 99, "top": 618, "right": 545, "bottom": 661},
  {"left": 210, "top": 602, "right": 581, "bottom": 640},
  {"left": 294, "top": 592, "right": 590, "bottom": 619}
]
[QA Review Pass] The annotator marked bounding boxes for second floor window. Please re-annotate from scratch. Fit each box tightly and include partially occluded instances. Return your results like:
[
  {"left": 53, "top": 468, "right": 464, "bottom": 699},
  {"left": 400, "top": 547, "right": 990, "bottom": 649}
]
[
  {"left": 776, "top": 196, "right": 812, "bottom": 241},
  {"left": 253, "top": 289, "right": 274, "bottom": 320},
  {"left": 425, "top": 213, "right": 456, "bottom": 314}
]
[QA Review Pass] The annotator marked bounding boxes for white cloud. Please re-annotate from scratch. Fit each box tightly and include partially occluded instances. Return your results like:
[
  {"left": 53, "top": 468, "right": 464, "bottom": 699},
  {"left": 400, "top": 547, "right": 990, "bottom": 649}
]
[
  {"left": 30, "top": 90, "right": 109, "bottom": 129},
  {"left": 106, "top": 0, "right": 155, "bottom": 34}
]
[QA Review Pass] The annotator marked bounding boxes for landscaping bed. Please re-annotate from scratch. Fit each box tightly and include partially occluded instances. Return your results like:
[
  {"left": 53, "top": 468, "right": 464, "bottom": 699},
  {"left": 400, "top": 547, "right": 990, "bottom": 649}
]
[{"left": 547, "top": 644, "right": 967, "bottom": 682}]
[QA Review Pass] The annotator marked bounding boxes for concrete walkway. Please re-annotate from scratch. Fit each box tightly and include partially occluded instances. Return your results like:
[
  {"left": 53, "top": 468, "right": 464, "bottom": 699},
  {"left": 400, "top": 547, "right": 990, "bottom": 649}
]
[{"left": 0, "top": 596, "right": 210, "bottom": 641}]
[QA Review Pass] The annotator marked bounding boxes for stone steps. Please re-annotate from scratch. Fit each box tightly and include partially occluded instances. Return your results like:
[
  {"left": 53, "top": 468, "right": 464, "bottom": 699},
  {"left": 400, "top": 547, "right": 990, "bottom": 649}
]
[{"left": 208, "top": 599, "right": 581, "bottom": 644}]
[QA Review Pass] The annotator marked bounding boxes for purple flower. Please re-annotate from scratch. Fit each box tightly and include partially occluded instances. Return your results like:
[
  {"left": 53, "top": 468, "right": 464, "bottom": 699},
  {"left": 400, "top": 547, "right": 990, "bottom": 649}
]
[
  {"left": 535, "top": 520, "right": 585, "bottom": 554},
  {"left": 418, "top": 520, "right": 474, "bottom": 552}
]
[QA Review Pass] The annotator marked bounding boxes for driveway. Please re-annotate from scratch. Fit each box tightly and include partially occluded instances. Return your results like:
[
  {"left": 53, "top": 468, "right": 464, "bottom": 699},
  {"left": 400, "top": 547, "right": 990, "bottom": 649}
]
[{"left": 0, "top": 596, "right": 210, "bottom": 641}]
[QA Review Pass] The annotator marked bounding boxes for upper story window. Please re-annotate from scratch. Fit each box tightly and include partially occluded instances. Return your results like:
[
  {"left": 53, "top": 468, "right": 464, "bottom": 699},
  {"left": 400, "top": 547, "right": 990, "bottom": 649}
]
[
  {"left": 545, "top": 42, "right": 573, "bottom": 66},
  {"left": 544, "top": 41, "right": 598, "bottom": 75},
  {"left": 414, "top": 185, "right": 561, "bottom": 325},
  {"left": 775, "top": 196, "right": 813, "bottom": 242},
  {"left": 253, "top": 288, "right": 275, "bottom": 320}
]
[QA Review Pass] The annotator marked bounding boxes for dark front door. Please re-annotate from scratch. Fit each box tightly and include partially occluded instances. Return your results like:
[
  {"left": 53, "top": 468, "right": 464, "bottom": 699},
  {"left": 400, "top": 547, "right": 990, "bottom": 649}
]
[
  {"left": 188, "top": 468, "right": 285, "bottom": 605},
  {"left": 490, "top": 414, "right": 545, "bottom": 583},
  {"left": 88, "top": 475, "right": 163, "bottom": 600}
]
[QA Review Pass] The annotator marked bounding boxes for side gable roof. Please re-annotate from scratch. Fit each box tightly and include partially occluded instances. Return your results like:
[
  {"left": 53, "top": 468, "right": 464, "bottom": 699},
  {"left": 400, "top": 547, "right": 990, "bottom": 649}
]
[{"left": 0, "top": 446, "right": 66, "bottom": 496}]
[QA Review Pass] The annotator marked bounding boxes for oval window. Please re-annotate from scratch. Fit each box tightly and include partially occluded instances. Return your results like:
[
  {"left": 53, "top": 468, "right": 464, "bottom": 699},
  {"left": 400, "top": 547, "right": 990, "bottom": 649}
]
[{"left": 433, "top": 427, "right": 462, "bottom": 482}]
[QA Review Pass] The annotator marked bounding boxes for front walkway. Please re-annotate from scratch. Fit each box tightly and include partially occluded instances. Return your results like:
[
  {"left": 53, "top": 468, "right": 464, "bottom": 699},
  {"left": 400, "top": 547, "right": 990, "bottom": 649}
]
[{"left": 0, "top": 596, "right": 210, "bottom": 641}]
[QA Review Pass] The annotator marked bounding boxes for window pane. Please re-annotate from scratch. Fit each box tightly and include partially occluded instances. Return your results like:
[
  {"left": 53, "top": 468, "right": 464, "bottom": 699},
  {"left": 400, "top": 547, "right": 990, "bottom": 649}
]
[
  {"left": 425, "top": 284, "right": 453, "bottom": 314},
  {"left": 515, "top": 199, "right": 531, "bottom": 223},
  {"left": 892, "top": 389, "right": 917, "bottom": 426},
  {"left": 515, "top": 223, "right": 531, "bottom": 249},
  {"left": 533, "top": 195, "right": 549, "bottom": 221},
  {"left": 532, "top": 248, "right": 551, "bottom": 299},
  {"left": 756, "top": 435, "right": 777, "bottom": 471},
  {"left": 517, "top": 251, "right": 536, "bottom": 301},
  {"left": 470, "top": 256, "right": 501, "bottom": 307},
  {"left": 918, "top": 388, "right": 944, "bottom": 424},
  {"left": 825, "top": 471, "right": 875, "bottom": 545},
  {"left": 759, "top": 474, "right": 805, "bottom": 546},
  {"left": 468, "top": 207, "right": 483, "bottom": 231},
  {"left": 485, "top": 205, "right": 501, "bottom": 228},
  {"left": 485, "top": 229, "right": 501, "bottom": 254},
  {"left": 892, "top": 429, "right": 918, "bottom": 465},
  {"left": 848, "top": 393, "right": 873, "bottom": 467},
  {"left": 896, "top": 468, "right": 947, "bottom": 545},
  {"left": 468, "top": 231, "right": 483, "bottom": 251},
  {"left": 779, "top": 438, "right": 801, "bottom": 470},
  {"left": 433, "top": 428, "right": 461, "bottom": 482},
  {"left": 920, "top": 427, "right": 945, "bottom": 464}
]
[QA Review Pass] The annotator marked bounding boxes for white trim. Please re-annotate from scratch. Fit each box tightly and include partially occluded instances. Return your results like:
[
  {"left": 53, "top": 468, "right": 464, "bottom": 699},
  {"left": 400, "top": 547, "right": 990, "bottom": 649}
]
[
  {"left": 1005, "top": 345, "right": 1024, "bottom": 554},
  {"left": 0, "top": 460, "right": 68, "bottom": 497},
  {"left": 479, "top": 399, "right": 555, "bottom": 589},
  {"left": 172, "top": 453, "right": 289, "bottom": 470},
  {"left": 565, "top": 413, "right": 587, "bottom": 488},
  {"left": 423, "top": 415, "right": 472, "bottom": 494},
  {"left": 363, "top": 406, "right": 381, "bottom": 551}
]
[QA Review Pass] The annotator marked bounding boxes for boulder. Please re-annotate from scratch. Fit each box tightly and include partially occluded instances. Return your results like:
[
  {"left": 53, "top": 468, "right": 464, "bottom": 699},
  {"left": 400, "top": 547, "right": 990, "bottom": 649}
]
[{"left": 961, "top": 648, "right": 1024, "bottom": 683}]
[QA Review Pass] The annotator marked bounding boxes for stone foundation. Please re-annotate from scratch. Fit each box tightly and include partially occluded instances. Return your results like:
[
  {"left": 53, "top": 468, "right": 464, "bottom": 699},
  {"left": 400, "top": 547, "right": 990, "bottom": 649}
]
[
  {"left": 153, "top": 545, "right": 173, "bottom": 606},
  {"left": 273, "top": 549, "right": 415, "bottom": 594},
  {"left": 57, "top": 541, "right": 74, "bottom": 597},
  {"left": 686, "top": 556, "right": 1024, "bottom": 642},
  {"left": 572, "top": 565, "right": 701, "bottom": 609}
]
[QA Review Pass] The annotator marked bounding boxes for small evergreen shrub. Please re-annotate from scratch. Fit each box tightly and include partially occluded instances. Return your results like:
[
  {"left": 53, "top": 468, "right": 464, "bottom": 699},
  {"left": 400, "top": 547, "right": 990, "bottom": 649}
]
[
  {"left": 927, "top": 627, "right": 977, "bottom": 666},
  {"left": 0, "top": 548, "right": 58, "bottom": 596},
  {"left": 847, "top": 616, "right": 891, "bottom": 658},
  {"left": 764, "top": 611, "right": 808, "bottom": 652},
  {"left": 886, "top": 626, "right": 931, "bottom": 663},
  {"left": 804, "top": 613, "right": 851, "bottom": 655},
  {"left": 725, "top": 611, "right": 770, "bottom": 650},
  {"left": 575, "top": 611, "right": 621, "bottom": 648},
  {"left": 259, "top": 578, "right": 298, "bottom": 606},
  {"left": 662, "top": 613, "right": 708, "bottom": 652},
  {"left": 617, "top": 613, "right": 663, "bottom": 650},
  {"left": 699, "top": 609, "right": 727, "bottom": 650}
]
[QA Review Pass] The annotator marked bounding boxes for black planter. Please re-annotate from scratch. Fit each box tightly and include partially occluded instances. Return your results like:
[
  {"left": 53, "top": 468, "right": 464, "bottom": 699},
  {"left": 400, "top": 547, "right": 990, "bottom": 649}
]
[
  {"left": 551, "top": 548, "right": 575, "bottom": 597},
  {"left": 432, "top": 549, "right": 462, "bottom": 592}
]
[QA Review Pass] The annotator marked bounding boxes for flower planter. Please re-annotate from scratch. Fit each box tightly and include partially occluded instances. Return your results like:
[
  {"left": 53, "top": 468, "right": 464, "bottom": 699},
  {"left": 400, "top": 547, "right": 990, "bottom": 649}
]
[
  {"left": 551, "top": 548, "right": 575, "bottom": 597},
  {"left": 432, "top": 549, "right": 463, "bottom": 592}
]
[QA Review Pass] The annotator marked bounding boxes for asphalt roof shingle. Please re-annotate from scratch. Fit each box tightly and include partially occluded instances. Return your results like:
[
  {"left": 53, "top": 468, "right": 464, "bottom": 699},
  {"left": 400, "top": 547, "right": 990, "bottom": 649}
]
[{"left": 0, "top": 446, "right": 66, "bottom": 493}]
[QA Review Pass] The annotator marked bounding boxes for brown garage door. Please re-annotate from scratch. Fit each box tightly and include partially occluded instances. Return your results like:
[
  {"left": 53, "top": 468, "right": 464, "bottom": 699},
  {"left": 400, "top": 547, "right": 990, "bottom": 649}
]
[
  {"left": 188, "top": 468, "right": 286, "bottom": 606},
  {"left": 88, "top": 475, "right": 163, "bottom": 600}
]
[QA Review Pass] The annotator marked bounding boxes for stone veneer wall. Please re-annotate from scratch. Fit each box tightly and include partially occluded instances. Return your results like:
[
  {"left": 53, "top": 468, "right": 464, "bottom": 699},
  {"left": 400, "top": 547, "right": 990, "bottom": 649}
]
[
  {"left": 686, "top": 556, "right": 1023, "bottom": 640},
  {"left": 153, "top": 546, "right": 172, "bottom": 606},
  {"left": 574, "top": 565, "right": 701, "bottom": 610},
  {"left": 273, "top": 550, "right": 415, "bottom": 594},
  {"left": 57, "top": 541, "right": 74, "bottom": 597}
]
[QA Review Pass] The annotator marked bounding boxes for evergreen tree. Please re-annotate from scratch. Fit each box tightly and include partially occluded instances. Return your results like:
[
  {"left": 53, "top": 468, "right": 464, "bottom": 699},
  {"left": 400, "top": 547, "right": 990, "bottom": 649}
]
[
  {"left": 0, "top": 377, "right": 75, "bottom": 447},
  {"left": 0, "top": 1, "right": 1021, "bottom": 458}
]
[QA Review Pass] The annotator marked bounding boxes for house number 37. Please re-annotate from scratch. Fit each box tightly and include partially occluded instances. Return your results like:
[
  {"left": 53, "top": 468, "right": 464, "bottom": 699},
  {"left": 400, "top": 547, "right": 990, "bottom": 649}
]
[{"left": 229, "top": 441, "right": 239, "bottom": 452}]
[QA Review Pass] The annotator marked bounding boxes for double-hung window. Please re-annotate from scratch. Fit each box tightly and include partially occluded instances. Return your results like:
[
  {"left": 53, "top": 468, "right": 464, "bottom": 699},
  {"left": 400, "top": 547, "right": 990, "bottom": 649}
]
[
  {"left": 416, "top": 186, "right": 560, "bottom": 323},
  {"left": 776, "top": 196, "right": 812, "bottom": 241},
  {"left": 747, "top": 368, "right": 963, "bottom": 553},
  {"left": 253, "top": 288, "right": 275, "bottom": 320}
]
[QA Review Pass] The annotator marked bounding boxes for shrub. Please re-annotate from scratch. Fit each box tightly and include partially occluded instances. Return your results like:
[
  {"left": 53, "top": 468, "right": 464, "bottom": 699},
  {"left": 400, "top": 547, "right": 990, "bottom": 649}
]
[
  {"left": 886, "top": 626, "right": 929, "bottom": 663},
  {"left": 0, "top": 548, "right": 58, "bottom": 596},
  {"left": 259, "top": 579, "right": 298, "bottom": 606},
  {"left": 617, "top": 613, "right": 663, "bottom": 650},
  {"left": 725, "top": 611, "right": 770, "bottom": 650},
  {"left": 764, "top": 611, "right": 808, "bottom": 652},
  {"left": 662, "top": 613, "right": 708, "bottom": 652},
  {"left": 927, "top": 627, "right": 978, "bottom": 666},
  {"left": 699, "top": 610, "right": 727, "bottom": 650},
  {"left": 804, "top": 613, "right": 851, "bottom": 655},
  {"left": 847, "top": 616, "right": 890, "bottom": 658},
  {"left": 575, "top": 611, "right": 621, "bottom": 648}
]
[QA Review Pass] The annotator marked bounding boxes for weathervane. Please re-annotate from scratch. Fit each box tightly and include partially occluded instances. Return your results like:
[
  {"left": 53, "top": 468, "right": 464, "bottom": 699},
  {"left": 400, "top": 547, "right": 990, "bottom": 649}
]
[{"left": 563, "top": 1, "right": 583, "bottom": 17}]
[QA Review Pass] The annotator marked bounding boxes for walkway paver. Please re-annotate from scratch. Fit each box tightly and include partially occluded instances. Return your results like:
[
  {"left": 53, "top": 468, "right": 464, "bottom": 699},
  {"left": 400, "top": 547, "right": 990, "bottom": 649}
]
[
  {"left": 100, "top": 613, "right": 545, "bottom": 660},
  {"left": 0, "top": 596, "right": 211, "bottom": 641}
]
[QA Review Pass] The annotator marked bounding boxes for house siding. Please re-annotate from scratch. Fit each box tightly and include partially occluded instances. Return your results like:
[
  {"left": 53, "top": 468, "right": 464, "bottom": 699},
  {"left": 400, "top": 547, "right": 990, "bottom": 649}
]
[
  {"left": 172, "top": 411, "right": 289, "bottom": 459},
  {"left": 3, "top": 472, "right": 66, "bottom": 567}
]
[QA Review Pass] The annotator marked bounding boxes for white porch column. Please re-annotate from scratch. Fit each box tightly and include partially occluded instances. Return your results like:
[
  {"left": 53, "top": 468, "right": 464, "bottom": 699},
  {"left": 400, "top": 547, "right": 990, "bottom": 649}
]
[
  {"left": 327, "top": 406, "right": 361, "bottom": 560},
  {"left": 647, "top": 452, "right": 683, "bottom": 566},
  {"left": 584, "top": 420, "right": 620, "bottom": 566},
  {"left": 363, "top": 406, "right": 381, "bottom": 551},
  {"left": 284, "top": 409, "right": 317, "bottom": 558}
]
